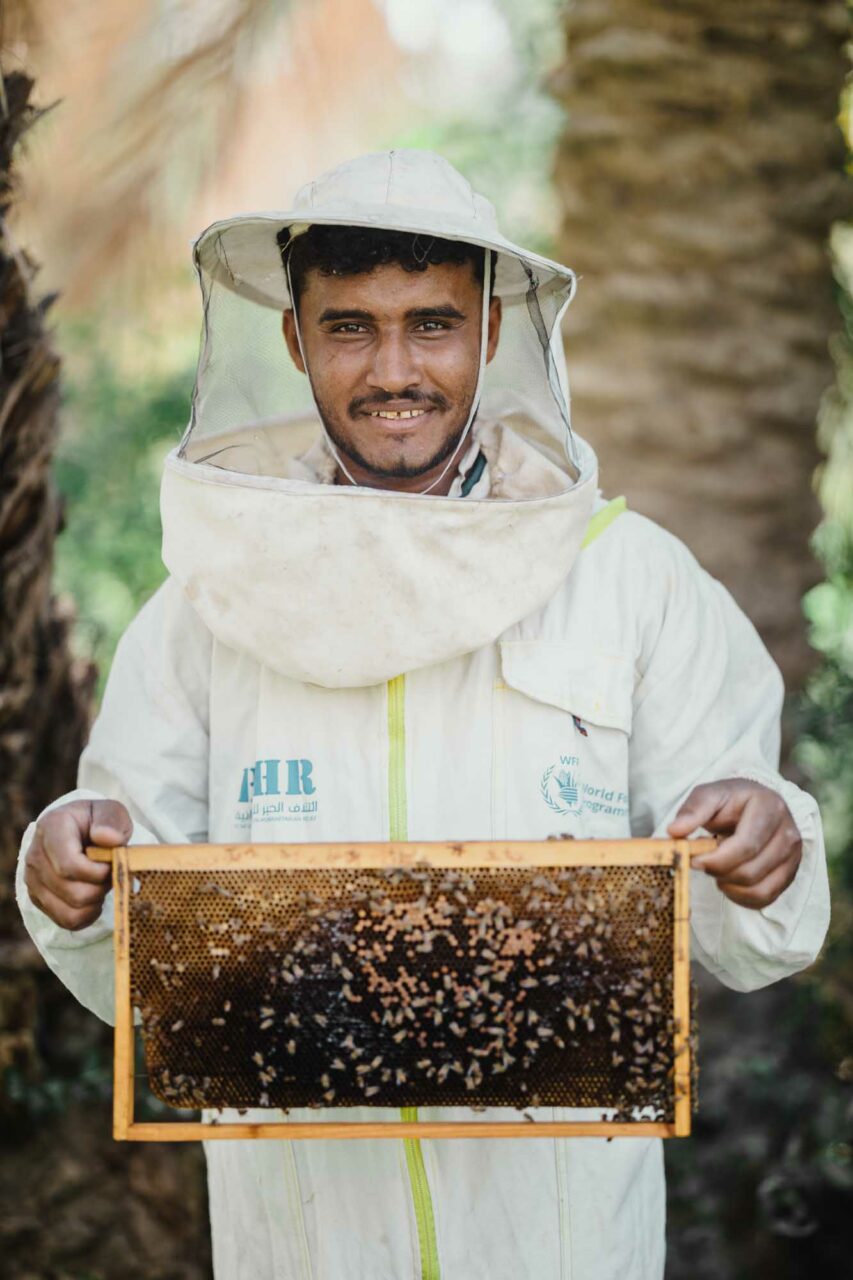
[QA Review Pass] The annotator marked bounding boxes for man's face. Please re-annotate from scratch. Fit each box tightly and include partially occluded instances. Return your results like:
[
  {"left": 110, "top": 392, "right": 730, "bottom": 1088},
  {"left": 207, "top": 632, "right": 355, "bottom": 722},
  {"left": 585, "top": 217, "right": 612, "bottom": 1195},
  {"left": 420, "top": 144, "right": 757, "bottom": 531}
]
[{"left": 282, "top": 260, "right": 502, "bottom": 492}]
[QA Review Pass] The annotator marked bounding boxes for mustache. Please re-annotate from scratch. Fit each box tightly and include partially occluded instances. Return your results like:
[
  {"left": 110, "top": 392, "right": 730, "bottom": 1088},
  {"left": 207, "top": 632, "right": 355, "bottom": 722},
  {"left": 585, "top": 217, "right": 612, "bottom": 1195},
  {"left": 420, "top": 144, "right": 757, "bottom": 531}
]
[{"left": 349, "top": 390, "right": 450, "bottom": 415}]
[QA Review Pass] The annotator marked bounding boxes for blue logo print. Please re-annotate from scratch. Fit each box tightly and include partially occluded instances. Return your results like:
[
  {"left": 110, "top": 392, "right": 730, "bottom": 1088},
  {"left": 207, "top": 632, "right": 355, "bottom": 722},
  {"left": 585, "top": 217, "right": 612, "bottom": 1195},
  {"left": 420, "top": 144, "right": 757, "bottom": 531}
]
[
  {"left": 238, "top": 758, "right": 315, "bottom": 803},
  {"left": 541, "top": 753, "right": 629, "bottom": 820},
  {"left": 235, "top": 757, "right": 318, "bottom": 826},
  {"left": 541, "top": 756, "right": 581, "bottom": 816}
]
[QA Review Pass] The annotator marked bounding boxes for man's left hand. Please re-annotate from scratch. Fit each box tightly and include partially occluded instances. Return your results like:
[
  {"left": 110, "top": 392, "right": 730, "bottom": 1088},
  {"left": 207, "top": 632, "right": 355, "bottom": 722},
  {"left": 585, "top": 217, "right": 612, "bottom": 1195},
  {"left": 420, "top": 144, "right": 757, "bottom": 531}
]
[{"left": 667, "top": 778, "right": 803, "bottom": 910}]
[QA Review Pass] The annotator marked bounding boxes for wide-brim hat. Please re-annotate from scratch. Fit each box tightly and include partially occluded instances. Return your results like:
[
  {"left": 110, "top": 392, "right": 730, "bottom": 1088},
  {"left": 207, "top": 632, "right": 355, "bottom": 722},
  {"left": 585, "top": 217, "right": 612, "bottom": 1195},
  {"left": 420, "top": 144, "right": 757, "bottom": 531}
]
[{"left": 193, "top": 149, "right": 576, "bottom": 311}]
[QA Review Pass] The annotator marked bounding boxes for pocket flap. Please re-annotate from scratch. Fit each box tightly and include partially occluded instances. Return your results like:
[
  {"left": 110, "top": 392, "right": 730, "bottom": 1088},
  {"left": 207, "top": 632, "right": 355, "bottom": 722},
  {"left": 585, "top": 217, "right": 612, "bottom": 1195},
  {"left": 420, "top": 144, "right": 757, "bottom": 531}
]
[{"left": 499, "top": 641, "right": 634, "bottom": 733}]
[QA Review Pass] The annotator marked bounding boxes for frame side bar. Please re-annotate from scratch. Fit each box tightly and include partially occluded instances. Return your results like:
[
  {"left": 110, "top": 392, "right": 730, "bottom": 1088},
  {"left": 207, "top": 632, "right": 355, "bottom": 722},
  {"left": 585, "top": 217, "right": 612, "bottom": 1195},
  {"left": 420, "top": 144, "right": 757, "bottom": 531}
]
[
  {"left": 672, "top": 849, "right": 692, "bottom": 1137},
  {"left": 113, "top": 848, "right": 134, "bottom": 1141}
]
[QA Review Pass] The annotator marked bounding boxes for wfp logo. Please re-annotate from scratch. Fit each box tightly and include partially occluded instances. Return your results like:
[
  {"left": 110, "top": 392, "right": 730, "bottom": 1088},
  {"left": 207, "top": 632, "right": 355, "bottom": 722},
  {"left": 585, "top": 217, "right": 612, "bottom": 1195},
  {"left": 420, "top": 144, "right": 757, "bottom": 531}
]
[{"left": 541, "top": 757, "right": 581, "bottom": 816}]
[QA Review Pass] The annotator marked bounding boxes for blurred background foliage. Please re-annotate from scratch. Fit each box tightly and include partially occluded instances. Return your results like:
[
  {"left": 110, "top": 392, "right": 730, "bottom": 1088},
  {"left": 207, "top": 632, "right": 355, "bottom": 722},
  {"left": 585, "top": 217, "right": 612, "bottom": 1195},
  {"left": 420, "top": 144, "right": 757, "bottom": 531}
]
[
  {"left": 1, "top": 0, "right": 851, "bottom": 1276},
  {"left": 795, "top": 209, "right": 853, "bottom": 1063},
  {"left": 51, "top": 329, "right": 188, "bottom": 685}
]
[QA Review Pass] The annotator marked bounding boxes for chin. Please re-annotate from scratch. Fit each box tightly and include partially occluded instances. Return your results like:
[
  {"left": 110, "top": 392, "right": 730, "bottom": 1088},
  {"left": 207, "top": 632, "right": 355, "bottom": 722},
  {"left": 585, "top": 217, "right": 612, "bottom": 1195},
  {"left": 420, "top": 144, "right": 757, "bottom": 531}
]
[
  {"left": 372, "top": 460, "right": 436, "bottom": 481},
  {"left": 361, "top": 441, "right": 435, "bottom": 470}
]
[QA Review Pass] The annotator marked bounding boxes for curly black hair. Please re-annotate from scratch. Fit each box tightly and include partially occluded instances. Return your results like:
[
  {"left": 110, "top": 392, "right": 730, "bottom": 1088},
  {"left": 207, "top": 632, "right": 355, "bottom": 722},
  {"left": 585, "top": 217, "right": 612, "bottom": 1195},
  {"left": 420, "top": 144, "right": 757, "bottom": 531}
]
[{"left": 278, "top": 224, "right": 495, "bottom": 308}]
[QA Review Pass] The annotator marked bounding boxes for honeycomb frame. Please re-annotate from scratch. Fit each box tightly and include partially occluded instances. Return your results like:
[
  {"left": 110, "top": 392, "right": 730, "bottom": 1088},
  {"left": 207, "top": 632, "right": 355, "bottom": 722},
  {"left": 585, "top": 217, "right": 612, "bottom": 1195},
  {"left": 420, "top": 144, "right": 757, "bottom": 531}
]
[{"left": 92, "top": 839, "right": 710, "bottom": 1141}]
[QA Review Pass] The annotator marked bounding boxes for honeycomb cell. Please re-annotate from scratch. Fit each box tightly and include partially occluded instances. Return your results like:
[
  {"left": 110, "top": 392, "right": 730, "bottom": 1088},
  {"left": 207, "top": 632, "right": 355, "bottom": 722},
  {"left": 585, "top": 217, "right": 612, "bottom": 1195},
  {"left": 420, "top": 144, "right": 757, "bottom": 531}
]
[{"left": 130, "top": 863, "right": 690, "bottom": 1120}]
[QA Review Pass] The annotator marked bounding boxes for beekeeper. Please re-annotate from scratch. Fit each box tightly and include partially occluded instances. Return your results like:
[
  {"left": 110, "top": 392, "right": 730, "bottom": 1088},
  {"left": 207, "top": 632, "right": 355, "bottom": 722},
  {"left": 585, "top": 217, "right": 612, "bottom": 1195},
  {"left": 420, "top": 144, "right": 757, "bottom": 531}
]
[{"left": 17, "top": 151, "right": 829, "bottom": 1280}]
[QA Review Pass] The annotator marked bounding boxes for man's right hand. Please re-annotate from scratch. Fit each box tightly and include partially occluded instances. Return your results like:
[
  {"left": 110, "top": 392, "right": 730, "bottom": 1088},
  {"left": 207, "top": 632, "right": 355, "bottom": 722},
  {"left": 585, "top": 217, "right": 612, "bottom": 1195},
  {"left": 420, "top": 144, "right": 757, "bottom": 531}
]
[{"left": 24, "top": 800, "right": 132, "bottom": 931}]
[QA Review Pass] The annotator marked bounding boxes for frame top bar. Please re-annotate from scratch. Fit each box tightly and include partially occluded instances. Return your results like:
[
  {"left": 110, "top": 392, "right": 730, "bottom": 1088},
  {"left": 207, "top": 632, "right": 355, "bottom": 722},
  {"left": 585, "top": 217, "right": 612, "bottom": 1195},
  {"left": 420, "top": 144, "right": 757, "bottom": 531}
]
[{"left": 87, "top": 837, "right": 718, "bottom": 872}]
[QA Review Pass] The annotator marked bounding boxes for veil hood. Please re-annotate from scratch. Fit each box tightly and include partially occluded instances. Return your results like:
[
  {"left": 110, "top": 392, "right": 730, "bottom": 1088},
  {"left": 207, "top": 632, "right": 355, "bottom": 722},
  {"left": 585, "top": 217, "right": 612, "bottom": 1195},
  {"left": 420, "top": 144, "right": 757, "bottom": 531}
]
[{"left": 162, "top": 149, "right": 599, "bottom": 687}]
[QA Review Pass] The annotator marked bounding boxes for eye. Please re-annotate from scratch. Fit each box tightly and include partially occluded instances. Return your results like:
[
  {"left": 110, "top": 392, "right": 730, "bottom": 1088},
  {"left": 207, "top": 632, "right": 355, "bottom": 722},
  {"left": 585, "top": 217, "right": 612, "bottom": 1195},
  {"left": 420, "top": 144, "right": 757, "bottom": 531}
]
[
  {"left": 415, "top": 320, "right": 452, "bottom": 333},
  {"left": 329, "top": 322, "right": 368, "bottom": 335}
]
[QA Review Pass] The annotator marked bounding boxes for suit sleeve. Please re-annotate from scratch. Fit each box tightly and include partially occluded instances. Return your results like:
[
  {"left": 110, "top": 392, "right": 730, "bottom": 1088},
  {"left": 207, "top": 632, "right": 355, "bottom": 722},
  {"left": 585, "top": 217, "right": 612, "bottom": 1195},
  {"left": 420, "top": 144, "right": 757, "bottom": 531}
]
[
  {"left": 15, "top": 578, "right": 211, "bottom": 1024},
  {"left": 627, "top": 528, "right": 830, "bottom": 992}
]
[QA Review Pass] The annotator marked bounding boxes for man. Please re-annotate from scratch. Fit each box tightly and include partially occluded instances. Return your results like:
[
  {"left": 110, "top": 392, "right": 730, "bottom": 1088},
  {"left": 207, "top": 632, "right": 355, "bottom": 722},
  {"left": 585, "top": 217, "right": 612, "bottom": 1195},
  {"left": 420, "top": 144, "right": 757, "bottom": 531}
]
[{"left": 17, "top": 150, "right": 829, "bottom": 1280}]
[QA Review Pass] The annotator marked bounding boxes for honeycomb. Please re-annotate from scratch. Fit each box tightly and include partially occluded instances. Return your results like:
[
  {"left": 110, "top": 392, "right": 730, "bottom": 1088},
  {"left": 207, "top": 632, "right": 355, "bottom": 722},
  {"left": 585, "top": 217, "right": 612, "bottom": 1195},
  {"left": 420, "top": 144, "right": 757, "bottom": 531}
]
[{"left": 130, "top": 862, "right": 689, "bottom": 1120}]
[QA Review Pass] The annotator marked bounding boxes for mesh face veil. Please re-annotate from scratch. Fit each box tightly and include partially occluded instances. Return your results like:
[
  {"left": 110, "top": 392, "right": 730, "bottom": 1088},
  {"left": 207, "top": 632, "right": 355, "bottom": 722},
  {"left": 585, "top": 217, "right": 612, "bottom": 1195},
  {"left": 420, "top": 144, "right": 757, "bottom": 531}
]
[
  {"left": 181, "top": 152, "right": 585, "bottom": 484},
  {"left": 161, "top": 150, "right": 600, "bottom": 689}
]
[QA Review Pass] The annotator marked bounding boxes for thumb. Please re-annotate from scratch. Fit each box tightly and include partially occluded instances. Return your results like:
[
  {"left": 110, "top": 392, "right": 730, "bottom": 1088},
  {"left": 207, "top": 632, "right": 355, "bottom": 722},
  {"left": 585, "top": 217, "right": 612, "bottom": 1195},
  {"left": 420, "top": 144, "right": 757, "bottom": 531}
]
[
  {"left": 667, "top": 783, "right": 731, "bottom": 838},
  {"left": 88, "top": 800, "right": 133, "bottom": 847}
]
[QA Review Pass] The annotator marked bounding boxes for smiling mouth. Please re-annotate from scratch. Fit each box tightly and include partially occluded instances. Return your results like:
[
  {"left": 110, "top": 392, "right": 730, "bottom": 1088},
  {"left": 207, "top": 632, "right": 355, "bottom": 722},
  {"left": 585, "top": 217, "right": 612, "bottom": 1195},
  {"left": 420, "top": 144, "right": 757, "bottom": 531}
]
[{"left": 366, "top": 408, "right": 432, "bottom": 420}]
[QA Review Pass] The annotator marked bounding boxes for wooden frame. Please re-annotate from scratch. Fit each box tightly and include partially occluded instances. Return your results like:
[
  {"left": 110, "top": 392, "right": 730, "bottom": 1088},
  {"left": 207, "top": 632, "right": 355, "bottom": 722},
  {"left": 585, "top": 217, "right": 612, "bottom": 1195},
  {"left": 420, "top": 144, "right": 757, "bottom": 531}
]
[{"left": 91, "top": 838, "right": 714, "bottom": 1141}]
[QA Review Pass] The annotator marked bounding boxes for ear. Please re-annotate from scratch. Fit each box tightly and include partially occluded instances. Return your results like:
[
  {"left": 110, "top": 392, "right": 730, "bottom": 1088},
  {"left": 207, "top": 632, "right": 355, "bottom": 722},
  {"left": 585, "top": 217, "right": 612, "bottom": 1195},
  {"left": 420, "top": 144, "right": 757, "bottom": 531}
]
[
  {"left": 485, "top": 295, "right": 502, "bottom": 365},
  {"left": 282, "top": 310, "right": 306, "bottom": 373}
]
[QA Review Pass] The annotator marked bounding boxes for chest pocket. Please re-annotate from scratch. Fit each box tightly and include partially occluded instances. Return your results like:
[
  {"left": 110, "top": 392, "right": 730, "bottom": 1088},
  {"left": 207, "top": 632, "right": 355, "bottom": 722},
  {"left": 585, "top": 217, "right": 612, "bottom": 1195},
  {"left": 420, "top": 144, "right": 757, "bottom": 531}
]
[{"left": 493, "top": 641, "right": 635, "bottom": 840}]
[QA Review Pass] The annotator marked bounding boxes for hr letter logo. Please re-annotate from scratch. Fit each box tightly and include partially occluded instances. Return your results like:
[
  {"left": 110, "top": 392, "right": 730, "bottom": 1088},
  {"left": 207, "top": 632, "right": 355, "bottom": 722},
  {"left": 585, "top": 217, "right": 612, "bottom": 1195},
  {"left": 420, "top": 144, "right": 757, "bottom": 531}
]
[
  {"left": 236, "top": 758, "right": 319, "bottom": 826},
  {"left": 238, "top": 758, "right": 315, "bottom": 802}
]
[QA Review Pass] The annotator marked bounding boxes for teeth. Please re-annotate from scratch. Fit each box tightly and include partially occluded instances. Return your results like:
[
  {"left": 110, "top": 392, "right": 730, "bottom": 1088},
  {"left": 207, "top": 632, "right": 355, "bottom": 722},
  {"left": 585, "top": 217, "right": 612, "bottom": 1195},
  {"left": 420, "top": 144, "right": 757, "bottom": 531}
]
[{"left": 369, "top": 409, "right": 427, "bottom": 419}]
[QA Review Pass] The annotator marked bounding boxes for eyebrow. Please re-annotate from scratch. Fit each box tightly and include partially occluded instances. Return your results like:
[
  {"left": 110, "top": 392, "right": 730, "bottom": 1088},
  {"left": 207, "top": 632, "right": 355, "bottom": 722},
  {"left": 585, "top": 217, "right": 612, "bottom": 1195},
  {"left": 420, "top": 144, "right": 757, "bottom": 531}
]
[
  {"left": 317, "top": 304, "right": 467, "bottom": 323},
  {"left": 407, "top": 305, "right": 466, "bottom": 321}
]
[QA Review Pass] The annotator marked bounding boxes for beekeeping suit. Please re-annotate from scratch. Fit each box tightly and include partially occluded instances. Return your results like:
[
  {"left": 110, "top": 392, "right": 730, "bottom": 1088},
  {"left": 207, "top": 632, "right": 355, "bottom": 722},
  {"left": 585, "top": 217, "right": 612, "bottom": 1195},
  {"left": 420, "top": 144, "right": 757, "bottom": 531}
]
[{"left": 16, "top": 151, "right": 829, "bottom": 1280}]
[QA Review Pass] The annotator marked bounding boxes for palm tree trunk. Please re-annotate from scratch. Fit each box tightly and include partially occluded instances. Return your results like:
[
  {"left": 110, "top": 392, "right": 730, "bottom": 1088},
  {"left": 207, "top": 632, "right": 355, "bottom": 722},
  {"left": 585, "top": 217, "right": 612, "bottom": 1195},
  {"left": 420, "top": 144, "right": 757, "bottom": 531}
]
[
  {"left": 552, "top": 0, "right": 852, "bottom": 686},
  {"left": 0, "top": 69, "right": 93, "bottom": 1089},
  {"left": 0, "top": 71, "right": 212, "bottom": 1278}
]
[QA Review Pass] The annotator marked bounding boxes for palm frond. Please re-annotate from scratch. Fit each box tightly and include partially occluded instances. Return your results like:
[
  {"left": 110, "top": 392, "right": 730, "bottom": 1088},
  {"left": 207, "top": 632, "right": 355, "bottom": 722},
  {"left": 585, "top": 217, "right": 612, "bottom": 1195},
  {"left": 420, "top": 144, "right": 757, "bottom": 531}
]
[{"left": 11, "top": 0, "right": 296, "bottom": 305}]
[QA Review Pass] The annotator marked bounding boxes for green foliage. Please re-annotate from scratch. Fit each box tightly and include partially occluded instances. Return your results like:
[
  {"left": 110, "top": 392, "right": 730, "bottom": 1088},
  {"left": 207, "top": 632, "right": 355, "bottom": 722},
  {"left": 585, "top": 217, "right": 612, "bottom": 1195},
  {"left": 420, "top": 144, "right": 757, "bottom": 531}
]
[
  {"left": 795, "top": 233, "right": 853, "bottom": 908},
  {"left": 3, "top": 1048, "right": 112, "bottom": 1123},
  {"left": 792, "top": 273, "right": 853, "bottom": 1063},
  {"left": 798, "top": 540, "right": 853, "bottom": 894},
  {"left": 52, "top": 326, "right": 194, "bottom": 689}
]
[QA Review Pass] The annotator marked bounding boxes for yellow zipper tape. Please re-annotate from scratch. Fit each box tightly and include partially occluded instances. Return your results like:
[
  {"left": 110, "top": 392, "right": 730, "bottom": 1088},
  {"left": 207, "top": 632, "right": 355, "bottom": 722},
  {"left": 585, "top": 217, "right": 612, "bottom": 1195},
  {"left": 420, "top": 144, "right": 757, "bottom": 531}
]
[
  {"left": 387, "top": 676, "right": 441, "bottom": 1280},
  {"left": 580, "top": 495, "right": 627, "bottom": 549}
]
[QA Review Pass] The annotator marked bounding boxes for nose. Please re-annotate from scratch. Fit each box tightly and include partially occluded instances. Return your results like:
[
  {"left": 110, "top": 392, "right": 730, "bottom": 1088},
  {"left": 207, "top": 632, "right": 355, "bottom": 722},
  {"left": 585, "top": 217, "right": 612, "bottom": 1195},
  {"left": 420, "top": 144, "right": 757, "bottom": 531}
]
[{"left": 365, "top": 330, "right": 422, "bottom": 394}]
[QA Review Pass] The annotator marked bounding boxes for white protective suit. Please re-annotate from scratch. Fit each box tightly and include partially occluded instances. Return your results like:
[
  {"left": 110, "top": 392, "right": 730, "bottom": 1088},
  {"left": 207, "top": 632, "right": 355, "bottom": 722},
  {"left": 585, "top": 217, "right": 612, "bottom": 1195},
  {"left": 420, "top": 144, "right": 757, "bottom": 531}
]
[{"left": 17, "top": 151, "right": 830, "bottom": 1280}]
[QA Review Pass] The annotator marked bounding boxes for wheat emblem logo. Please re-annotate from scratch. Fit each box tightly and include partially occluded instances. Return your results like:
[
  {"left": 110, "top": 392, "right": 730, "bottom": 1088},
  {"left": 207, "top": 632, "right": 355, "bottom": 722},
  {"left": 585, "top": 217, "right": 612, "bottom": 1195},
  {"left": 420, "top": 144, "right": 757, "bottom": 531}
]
[{"left": 540, "top": 764, "right": 580, "bottom": 816}]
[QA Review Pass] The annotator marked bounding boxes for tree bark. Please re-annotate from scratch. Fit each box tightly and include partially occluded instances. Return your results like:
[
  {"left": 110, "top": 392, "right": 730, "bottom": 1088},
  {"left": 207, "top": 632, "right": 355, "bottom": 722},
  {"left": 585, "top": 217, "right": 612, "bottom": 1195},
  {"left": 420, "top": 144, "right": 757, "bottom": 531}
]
[
  {"left": 552, "top": 0, "right": 852, "bottom": 685},
  {"left": 0, "top": 71, "right": 212, "bottom": 1276},
  {"left": 0, "top": 69, "right": 93, "bottom": 1091}
]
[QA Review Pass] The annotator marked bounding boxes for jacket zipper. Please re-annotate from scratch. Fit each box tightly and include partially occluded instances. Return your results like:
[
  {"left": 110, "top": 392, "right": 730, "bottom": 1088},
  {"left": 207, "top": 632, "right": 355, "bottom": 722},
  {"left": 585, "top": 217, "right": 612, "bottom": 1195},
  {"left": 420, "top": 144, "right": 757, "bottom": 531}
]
[{"left": 387, "top": 675, "right": 441, "bottom": 1280}]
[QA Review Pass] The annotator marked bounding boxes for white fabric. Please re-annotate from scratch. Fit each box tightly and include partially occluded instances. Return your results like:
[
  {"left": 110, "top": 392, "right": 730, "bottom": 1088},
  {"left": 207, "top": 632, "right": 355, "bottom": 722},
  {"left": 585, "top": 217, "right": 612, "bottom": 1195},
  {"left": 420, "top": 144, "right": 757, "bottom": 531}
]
[
  {"left": 162, "top": 420, "right": 596, "bottom": 688},
  {"left": 17, "top": 507, "right": 830, "bottom": 1280}
]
